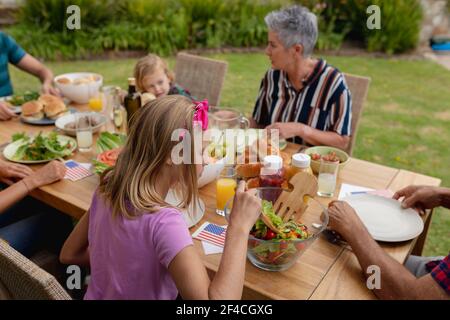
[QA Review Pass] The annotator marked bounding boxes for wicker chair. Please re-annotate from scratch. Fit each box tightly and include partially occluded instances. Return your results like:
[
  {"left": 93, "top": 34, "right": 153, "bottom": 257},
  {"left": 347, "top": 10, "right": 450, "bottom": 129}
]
[
  {"left": 343, "top": 73, "right": 371, "bottom": 156},
  {"left": 174, "top": 52, "right": 228, "bottom": 106},
  {"left": 0, "top": 240, "right": 71, "bottom": 300}
]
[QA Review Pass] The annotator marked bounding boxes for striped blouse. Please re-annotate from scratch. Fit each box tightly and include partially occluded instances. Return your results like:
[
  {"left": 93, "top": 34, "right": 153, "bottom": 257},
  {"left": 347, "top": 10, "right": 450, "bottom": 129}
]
[{"left": 252, "top": 59, "right": 352, "bottom": 145}]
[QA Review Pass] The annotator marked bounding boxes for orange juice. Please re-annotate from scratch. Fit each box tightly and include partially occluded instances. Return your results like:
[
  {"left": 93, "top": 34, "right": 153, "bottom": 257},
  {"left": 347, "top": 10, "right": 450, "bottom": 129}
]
[
  {"left": 216, "top": 178, "right": 237, "bottom": 213},
  {"left": 89, "top": 97, "right": 103, "bottom": 112}
]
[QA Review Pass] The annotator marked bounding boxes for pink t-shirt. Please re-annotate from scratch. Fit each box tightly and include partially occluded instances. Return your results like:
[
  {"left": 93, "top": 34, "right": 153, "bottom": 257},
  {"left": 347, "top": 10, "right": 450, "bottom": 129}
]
[{"left": 84, "top": 191, "right": 193, "bottom": 300}]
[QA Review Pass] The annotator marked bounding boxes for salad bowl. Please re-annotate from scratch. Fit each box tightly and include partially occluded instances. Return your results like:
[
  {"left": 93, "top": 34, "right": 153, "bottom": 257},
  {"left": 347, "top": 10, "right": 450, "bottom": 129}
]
[{"left": 225, "top": 187, "right": 328, "bottom": 271}]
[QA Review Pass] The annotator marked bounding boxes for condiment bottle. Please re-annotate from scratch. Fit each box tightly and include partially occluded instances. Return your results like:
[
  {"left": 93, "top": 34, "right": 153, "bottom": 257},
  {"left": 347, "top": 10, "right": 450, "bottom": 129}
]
[
  {"left": 260, "top": 155, "right": 284, "bottom": 188},
  {"left": 286, "top": 153, "right": 313, "bottom": 181}
]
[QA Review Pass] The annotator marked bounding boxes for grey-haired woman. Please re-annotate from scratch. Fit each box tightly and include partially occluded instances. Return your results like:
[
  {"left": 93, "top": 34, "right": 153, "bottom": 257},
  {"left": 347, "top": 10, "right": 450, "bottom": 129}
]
[{"left": 251, "top": 5, "right": 352, "bottom": 149}]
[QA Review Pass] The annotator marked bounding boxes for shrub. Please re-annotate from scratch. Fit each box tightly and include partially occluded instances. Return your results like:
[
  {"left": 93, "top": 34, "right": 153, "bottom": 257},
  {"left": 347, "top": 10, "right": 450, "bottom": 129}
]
[
  {"left": 304, "top": 0, "right": 423, "bottom": 54},
  {"left": 364, "top": 0, "right": 423, "bottom": 54},
  {"left": 6, "top": 0, "right": 424, "bottom": 60}
]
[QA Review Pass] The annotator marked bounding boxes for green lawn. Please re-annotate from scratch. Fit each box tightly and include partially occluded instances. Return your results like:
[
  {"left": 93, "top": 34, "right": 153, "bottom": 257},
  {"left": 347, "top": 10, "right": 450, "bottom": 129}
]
[{"left": 9, "top": 53, "right": 450, "bottom": 256}]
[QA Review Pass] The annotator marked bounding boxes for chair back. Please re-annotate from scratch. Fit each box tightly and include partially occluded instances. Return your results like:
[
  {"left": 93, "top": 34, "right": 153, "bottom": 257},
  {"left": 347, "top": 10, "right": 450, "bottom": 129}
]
[
  {"left": 174, "top": 52, "right": 228, "bottom": 106},
  {"left": 0, "top": 240, "right": 71, "bottom": 300},
  {"left": 343, "top": 73, "right": 371, "bottom": 156}
]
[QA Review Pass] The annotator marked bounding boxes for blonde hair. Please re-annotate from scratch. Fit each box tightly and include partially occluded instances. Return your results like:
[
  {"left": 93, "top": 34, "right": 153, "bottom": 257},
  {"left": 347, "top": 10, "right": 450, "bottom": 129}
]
[
  {"left": 99, "top": 95, "right": 198, "bottom": 219},
  {"left": 134, "top": 54, "right": 175, "bottom": 92}
]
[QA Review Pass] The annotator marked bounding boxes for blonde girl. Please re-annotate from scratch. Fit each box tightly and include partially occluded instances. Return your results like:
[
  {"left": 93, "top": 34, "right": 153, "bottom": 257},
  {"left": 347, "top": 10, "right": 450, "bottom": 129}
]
[
  {"left": 134, "top": 54, "right": 194, "bottom": 102},
  {"left": 60, "top": 95, "right": 261, "bottom": 300}
]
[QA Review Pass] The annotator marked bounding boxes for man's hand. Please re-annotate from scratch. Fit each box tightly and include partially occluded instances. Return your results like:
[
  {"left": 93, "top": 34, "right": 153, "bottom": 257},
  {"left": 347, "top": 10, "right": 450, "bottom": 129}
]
[
  {"left": 393, "top": 185, "right": 445, "bottom": 211},
  {"left": 0, "top": 102, "right": 16, "bottom": 121},
  {"left": 0, "top": 159, "right": 34, "bottom": 184},
  {"left": 266, "top": 122, "right": 305, "bottom": 139},
  {"left": 41, "top": 82, "right": 60, "bottom": 96},
  {"left": 327, "top": 201, "right": 368, "bottom": 243}
]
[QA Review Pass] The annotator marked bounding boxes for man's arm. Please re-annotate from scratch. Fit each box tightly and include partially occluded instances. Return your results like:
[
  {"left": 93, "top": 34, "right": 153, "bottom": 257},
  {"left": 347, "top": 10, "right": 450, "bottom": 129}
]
[
  {"left": 249, "top": 117, "right": 265, "bottom": 129},
  {"left": 15, "top": 54, "right": 59, "bottom": 95},
  {"left": 328, "top": 201, "right": 449, "bottom": 300},
  {"left": 265, "top": 121, "right": 350, "bottom": 150},
  {"left": 348, "top": 225, "right": 448, "bottom": 300}
]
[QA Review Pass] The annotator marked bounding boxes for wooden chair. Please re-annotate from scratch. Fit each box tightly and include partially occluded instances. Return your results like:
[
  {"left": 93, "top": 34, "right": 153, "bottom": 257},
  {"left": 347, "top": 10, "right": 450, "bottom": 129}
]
[
  {"left": 343, "top": 73, "right": 371, "bottom": 156},
  {"left": 0, "top": 240, "right": 71, "bottom": 300},
  {"left": 174, "top": 52, "right": 228, "bottom": 106}
]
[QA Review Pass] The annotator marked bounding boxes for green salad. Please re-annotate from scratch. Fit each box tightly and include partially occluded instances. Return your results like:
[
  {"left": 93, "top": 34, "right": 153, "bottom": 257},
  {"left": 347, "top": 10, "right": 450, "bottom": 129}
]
[
  {"left": 11, "top": 132, "right": 74, "bottom": 161},
  {"left": 249, "top": 200, "right": 310, "bottom": 265},
  {"left": 7, "top": 91, "right": 40, "bottom": 106}
]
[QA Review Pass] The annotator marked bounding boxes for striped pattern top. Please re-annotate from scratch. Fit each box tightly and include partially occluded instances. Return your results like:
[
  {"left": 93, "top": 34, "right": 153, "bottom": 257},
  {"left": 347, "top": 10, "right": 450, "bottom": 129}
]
[{"left": 252, "top": 59, "right": 352, "bottom": 145}]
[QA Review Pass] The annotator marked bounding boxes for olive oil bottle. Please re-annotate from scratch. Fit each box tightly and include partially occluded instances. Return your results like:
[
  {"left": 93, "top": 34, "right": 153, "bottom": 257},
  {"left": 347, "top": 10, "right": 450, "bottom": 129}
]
[{"left": 124, "top": 77, "right": 141, "bottom": 127}]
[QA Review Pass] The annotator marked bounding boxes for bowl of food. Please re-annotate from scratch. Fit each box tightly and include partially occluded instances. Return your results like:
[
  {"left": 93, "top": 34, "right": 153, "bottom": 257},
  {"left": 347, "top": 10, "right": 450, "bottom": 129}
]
[
  {"left": 55, "top": 112, "right": 107, "bottom": 136},
  {"left": 303, "top": 146, "right": 350, "bottom": 174},
  {"left": 198, "top": 140, "right": 231, "bottom": 188},
  {"left": 54, "top": 72, "right": 103, "bottom": 104},
  {"left": 224, "top": 187, "right": 328, "bottom": 271}
]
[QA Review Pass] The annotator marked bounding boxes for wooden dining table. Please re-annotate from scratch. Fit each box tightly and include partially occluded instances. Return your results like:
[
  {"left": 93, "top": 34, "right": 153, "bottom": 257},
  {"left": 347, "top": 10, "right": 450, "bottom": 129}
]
[{"left": 0, "top": 108, "right": 441, "bottom": 300}]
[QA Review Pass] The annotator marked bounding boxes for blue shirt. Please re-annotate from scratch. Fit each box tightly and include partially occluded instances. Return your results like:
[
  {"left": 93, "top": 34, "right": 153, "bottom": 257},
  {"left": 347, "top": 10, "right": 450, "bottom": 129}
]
[{"left": 0, "top": 32, "right": 26, "bottom": 97}]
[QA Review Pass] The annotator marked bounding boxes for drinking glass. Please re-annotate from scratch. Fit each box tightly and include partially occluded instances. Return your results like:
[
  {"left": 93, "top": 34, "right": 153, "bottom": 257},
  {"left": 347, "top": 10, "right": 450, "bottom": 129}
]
[
  {"left": 216, "top": 166, "right": 237, "bottom": 216},
  {"left": 76, "top": 113, "right": 93, "bottom": 152},
  {"left": 88, "top": 86, "right": 103, "bottom": 112},
  {"left": 317, "top": 159, "right": 339, "bottom": 197}
]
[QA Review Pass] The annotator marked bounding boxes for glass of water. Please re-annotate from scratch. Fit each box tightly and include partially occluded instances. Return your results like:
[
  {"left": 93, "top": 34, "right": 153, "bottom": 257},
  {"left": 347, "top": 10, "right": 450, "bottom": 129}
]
[
  {"left": 76, "top": 113, "right": 93, "bottom": 152},
  {"left": 317, "top": 159, "right": 339, "bottom": 197}
]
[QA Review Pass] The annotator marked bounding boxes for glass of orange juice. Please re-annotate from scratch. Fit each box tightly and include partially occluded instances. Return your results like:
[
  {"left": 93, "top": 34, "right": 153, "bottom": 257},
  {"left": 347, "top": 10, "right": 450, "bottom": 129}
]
[
  {"left": 88, "top": 87, "right": 103, "bottom": 112},
  {"left": 216, "top": 166, "right": 237, "bottom": 216}
]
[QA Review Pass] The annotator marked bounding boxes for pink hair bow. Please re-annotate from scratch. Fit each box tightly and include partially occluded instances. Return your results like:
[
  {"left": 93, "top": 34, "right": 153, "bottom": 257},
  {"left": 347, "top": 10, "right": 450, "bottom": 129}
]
[{"left": 193, "top": 99, "right": 209, "bottom": 131}]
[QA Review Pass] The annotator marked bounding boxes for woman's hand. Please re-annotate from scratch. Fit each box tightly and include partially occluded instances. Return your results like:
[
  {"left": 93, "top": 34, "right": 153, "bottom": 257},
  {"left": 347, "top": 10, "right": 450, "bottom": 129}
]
[
  {"left": 0, "top": 102, "right": 16, "bottom": 121},
  {"left": 393, "top": 185, "right": 445, "bottom": 211},
  {"left": 228, "top": 181, "right": 261, "bottom": 234},
  {"left": 0, "top": 159, "right": 34, "bottom": 184},
  {"left": 23, "top": 161, "right": 66, "bottom": 190},
  {"left": 266, "top": 122, "right": 305, "bottom": 139},
  {"left": 327, "top": 200, "right": 368, "bottom": 243}
]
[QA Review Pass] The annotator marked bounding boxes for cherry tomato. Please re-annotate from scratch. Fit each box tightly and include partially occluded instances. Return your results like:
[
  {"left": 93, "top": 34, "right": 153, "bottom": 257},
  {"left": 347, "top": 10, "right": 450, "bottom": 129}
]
[{"left": 264, "top": 230, "right": 276, "bottom": 240}]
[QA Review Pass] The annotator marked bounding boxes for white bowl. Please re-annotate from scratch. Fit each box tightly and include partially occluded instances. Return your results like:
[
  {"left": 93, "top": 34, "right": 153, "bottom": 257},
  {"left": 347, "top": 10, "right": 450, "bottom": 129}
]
[
  {"left": 55, "top": 112, "right": 107, "bottom": 136},
  {"left": 198, "top": 159, "right": 225, "bottom": 188},
  {"left": 54, "top": 72, "right": 103, "bottom": 104}
]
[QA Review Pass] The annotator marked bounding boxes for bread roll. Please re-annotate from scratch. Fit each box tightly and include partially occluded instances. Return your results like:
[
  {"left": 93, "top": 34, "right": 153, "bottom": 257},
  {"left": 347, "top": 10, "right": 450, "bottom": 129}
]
[
  {"left": 236, "top": 162, "right": 262, "bottom": 178},
  {"left": 39, "top": 94, "right": 66, "bottom": 119},
  {"left": 21, "top": 100, "right": 44, "bottom": 120},
  {"left": 57, "top": 77, "right": 71, "bottom": 84}
]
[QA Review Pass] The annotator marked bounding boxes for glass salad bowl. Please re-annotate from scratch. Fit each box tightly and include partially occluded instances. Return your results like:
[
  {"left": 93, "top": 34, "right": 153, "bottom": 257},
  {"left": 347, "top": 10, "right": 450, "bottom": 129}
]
[{"left": 224, "top": 187, "right": 328, "bottom": 272}]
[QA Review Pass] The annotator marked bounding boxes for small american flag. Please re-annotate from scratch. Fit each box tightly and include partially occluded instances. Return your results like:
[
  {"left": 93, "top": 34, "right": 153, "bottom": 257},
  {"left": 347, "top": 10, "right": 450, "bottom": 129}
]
[
  {"left": 193, "top": 222, "right": 227, "bottom": 247},
  {"left": 64, "top": 160, "right": 93, "bottom": 181}
]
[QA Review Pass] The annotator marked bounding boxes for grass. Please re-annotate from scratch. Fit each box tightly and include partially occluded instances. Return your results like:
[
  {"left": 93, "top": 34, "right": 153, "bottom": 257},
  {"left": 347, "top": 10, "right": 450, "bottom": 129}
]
[{"left": 8, "top": 53, "right": 450, "bottom": 256}]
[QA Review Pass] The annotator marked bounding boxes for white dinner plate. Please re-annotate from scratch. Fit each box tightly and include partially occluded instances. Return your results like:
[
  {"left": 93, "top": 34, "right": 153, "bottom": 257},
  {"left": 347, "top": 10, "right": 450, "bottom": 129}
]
[
  {"left": 3, "top": 134, "right": 77, "bottom": 164},
  {"left": 165, "top": 189, "right": 205, "bottom": 228},
  {"left": 342, "top": 193, "right": 424, "bottom": 242},
  {"left": 55, "top": 112, "right": 107, "bottom": 136},
  {"left": 0, "top": 96, "right": 21, "bottom": 114}
]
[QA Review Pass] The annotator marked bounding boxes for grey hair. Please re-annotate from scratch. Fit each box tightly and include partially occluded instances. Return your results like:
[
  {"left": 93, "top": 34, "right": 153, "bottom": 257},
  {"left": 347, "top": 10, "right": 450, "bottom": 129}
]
[{"left": 265, "top": 5, "right": 318, "bottom": 57}]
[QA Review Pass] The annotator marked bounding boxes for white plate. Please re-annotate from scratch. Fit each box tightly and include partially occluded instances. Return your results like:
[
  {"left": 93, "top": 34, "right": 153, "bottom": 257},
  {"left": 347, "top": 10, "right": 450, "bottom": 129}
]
[
  {"left": 165, "top": 189, "right": 205, "bottom": 228},
  {"left": 3, "top": 135, "right": 77, "bottom": 164},
  {"left": 0, "top": 96, "right": 21, "bottom": 114},
  {"left": 342, "top": 194, "right": 424, "bottom": 242},
  {"left": 55, "top": 112, "right": 106, "bottom": 136}
]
